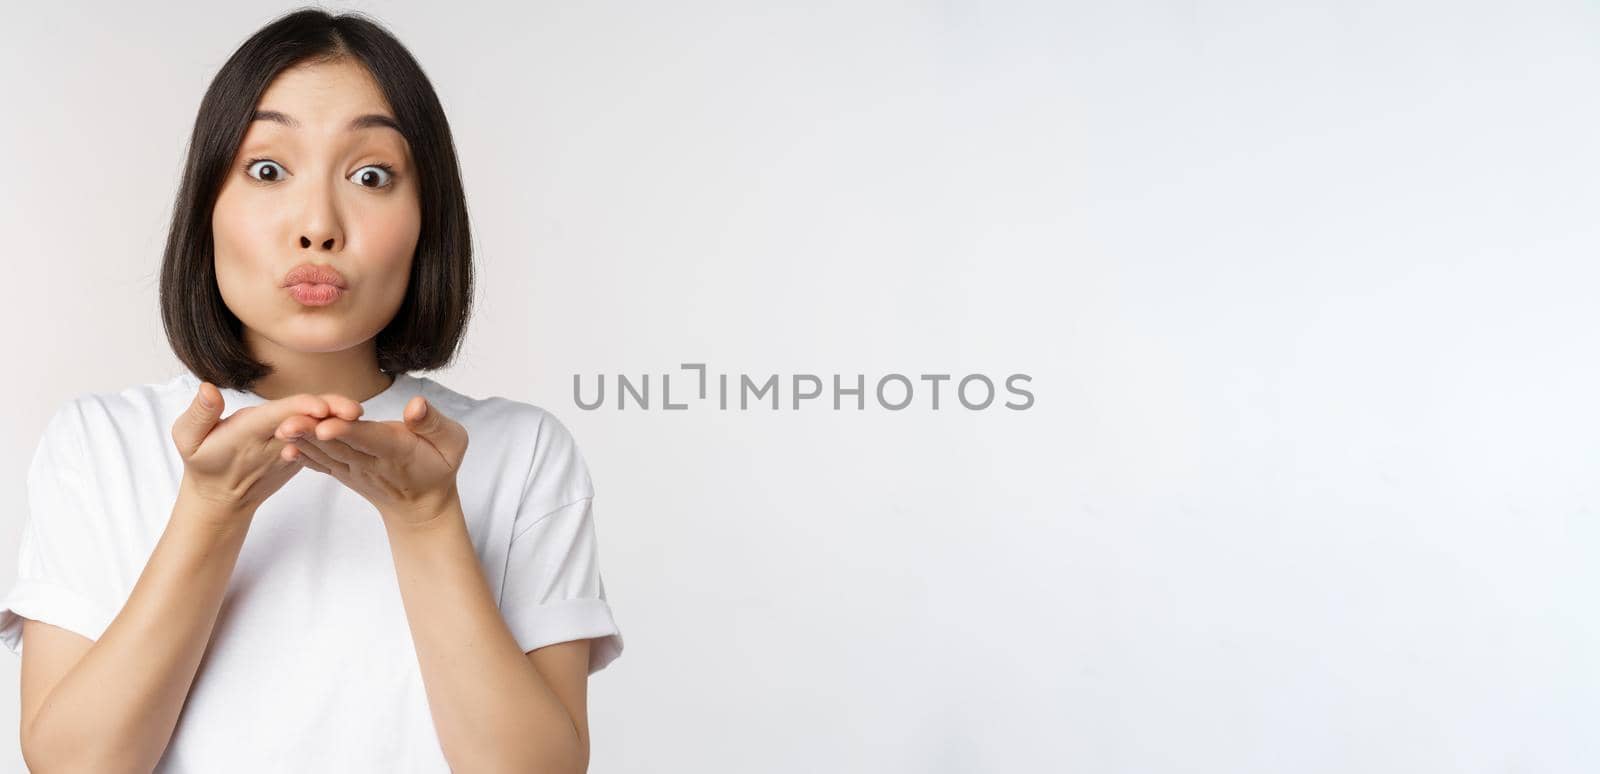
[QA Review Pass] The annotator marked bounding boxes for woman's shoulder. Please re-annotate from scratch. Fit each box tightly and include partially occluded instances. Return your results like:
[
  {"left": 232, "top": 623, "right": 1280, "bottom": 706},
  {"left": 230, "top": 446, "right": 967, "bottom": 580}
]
[
  {"left": 29, "top": 373, "right": 194, "bottom": 465},
  {"left": 415, "top": 377, "right": 577, "bottom": 437},
  {"left": 46, "top": 373, "right": 195, "bottom": 432},
  {"left": 417, "top": 378, "right": 592, "bottom": 487}
]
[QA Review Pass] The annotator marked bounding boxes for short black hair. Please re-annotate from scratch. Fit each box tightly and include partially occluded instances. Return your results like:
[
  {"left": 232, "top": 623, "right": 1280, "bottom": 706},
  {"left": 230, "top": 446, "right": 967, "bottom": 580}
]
[{"left": 160, "top": 7, "right": 473, "bottom": 391}]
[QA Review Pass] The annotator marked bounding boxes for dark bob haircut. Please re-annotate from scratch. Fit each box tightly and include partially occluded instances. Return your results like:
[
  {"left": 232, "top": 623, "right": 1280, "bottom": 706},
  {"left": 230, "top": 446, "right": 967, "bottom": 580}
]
[{"left": 160, "top": 7, "right": 473, "bottom": 391}]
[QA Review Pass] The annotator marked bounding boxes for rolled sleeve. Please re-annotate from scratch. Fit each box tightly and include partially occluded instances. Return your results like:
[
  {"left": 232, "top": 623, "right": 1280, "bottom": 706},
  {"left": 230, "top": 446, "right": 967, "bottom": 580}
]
[
  {"left": 0, "top": 577, "right": 117, "bottom": 655},
  {"left": 0, "top": 399, "right": 121, "bottom": 656},
  {"left": 500, "top": 496, "right": 624, "bottom": 675}
]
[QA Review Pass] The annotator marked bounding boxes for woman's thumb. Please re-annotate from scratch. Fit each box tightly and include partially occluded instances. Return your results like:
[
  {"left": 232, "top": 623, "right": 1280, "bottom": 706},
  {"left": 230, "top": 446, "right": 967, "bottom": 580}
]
[{"left": 173, "top": 382, "right": 223, "bottom": 456}]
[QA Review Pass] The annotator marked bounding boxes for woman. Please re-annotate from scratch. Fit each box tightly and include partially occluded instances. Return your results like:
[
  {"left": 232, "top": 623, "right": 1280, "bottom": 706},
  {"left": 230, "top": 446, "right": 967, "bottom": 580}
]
[{"left": 0, "top": 8, "right": 622, "bottom": 772}]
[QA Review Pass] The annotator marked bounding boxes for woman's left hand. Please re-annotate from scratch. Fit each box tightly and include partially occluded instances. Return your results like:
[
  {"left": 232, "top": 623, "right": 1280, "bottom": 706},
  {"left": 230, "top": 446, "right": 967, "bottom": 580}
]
[{"left": 274, "top": 394, "right": 469, "bottom": 527}]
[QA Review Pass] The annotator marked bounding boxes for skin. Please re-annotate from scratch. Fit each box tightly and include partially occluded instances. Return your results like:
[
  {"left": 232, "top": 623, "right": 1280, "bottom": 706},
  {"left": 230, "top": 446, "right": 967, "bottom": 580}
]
[
  {"left": 19, "top": 57, "right": 594, "bottom": 772},
  {"left": 211, "top": 56, "right": 419, "bottom": 404}
]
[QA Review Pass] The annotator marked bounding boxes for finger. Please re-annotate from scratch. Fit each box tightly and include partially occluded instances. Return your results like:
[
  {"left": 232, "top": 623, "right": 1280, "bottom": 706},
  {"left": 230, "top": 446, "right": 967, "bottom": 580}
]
[
  {"left": 403, "top": 397, "right": 468, "bottom": 460},
  {"left": 275, "top": 414, "right": 321, "bottom": 442},
  {"left": 273, "top": 394, "right": 361, "bottom": 440},
  {"left": 404, "top": 396, "right": 446, "bottom": 439},
  {"left": 302, "top": 433, "right": 377, "bottom": 469},
  {"left": 289, "top": 439, "right": 347, "bottom": 477},
  {"left": 279, "top": 440, "right": 322, "bottom": 465},
  {"left": 319, "top": 393, "right": 365, "bottom": 422},
  {"left": 172, "top": 382, "right": 224, "bottom": 457},
  {"left": 244, "top": 395, "right": 332, "bottom": 439},
  {"left": 294, "top": 449, "right": 332, "bottom": 475},
  {"left": 314, "top": 417, "right": 399, "bottom": 458}
]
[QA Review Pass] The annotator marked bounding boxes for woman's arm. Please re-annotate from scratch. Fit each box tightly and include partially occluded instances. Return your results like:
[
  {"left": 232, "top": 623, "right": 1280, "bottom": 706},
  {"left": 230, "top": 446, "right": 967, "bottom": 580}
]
[
  {"left": 20, "top": 479, "right": 257, "bottom": 773},
  {"left": 382, "top": 494, "right": 587, "bottom": 774}
]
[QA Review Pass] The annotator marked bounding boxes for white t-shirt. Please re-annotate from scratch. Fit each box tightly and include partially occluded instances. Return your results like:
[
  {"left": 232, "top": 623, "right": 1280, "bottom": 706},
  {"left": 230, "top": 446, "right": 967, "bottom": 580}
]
[{"left": 0, "top": 371, "right": 624, "bottom": 772}]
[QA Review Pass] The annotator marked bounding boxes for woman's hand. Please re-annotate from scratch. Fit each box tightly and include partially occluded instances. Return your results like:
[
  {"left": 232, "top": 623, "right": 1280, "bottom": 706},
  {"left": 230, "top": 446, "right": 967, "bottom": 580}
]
[
  {"left": 273, "top": 395, "right": 469, "bottom": 527},
  {"left": 173, "top": 383, "right": 349, "bottom": 522}
]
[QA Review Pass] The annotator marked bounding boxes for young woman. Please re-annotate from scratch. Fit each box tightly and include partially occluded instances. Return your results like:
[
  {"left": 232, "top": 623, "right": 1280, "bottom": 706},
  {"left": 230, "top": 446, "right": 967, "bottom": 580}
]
[{"left": 0, "top": 8, "right": 622, "bottom": 772}]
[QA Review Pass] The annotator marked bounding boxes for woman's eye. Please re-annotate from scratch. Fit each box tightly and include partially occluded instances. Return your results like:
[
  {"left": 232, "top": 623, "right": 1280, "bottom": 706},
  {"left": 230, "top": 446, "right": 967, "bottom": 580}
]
[
  {"left": 245, "top": 159, "right": 286, "bottom": 182},
  {"left": 351, "top": 164, "right": 394, "bottom": 189},
  {"left": 240, "top": 159, "right": 394, "bottom": 188}
]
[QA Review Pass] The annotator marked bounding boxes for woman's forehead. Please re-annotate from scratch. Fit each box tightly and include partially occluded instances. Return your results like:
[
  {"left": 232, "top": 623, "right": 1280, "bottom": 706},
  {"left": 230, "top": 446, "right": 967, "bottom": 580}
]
[
  {"left": 241, "top": 64, "right": 408, "bottom": 157},
  {"left": 255, "top": 60, "right": 394, "bottom": 127}
]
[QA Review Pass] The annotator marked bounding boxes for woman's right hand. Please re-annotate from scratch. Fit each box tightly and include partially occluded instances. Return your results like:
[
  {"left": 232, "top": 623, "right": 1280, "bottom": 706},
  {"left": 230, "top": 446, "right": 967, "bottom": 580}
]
[{"left": 170, "top": 381, "right": 358, "bottom": 518}]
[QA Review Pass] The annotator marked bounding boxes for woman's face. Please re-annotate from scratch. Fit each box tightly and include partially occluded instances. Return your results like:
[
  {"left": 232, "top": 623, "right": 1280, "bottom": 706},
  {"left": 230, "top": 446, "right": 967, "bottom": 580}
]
[{"left": 212, "top": 58, "right": 420, "bottom": 360}]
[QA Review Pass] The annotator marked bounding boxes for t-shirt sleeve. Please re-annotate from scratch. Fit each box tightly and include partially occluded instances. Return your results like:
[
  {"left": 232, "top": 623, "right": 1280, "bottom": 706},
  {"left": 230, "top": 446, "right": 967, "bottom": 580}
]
[
  {"left": 0, "top": 398, "right": 122, "bottom": 656},
  {"left": 497, "top": 409, "right": 624, "bottom": 675}
]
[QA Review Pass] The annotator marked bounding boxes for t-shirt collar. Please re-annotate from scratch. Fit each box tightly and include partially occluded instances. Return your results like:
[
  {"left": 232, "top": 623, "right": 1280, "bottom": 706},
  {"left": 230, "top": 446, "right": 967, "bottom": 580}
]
[{"left": 208, "top": 372, "right": 422, "bottom": 420}]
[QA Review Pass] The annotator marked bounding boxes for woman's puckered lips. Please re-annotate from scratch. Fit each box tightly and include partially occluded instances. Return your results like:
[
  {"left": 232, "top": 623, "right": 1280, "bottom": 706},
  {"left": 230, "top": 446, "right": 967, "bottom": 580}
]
[{"left": 281, "top": 263, "right": 348, "bottom": 288}]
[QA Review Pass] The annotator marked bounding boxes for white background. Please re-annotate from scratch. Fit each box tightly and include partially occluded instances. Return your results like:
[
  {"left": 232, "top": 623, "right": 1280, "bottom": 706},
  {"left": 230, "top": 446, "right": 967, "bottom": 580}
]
[{"left": 2, "top": 1, "right": 1596, "bottom": 771}]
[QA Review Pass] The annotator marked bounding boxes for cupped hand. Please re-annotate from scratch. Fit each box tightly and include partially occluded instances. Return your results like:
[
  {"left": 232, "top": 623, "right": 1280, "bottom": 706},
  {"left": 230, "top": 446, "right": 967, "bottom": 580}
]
[
  {"left": 172, "top": 382, "right": 359, "bottom": 518},
  {"left": 273, "top": 395, "right": 469, "bottom": 527}
]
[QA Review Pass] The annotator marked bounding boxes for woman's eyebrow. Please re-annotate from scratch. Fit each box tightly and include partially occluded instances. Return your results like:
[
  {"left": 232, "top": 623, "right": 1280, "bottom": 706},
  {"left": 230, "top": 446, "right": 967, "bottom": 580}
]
[{"left": 251, "top": 109, "right": 401, "bottom": 134}]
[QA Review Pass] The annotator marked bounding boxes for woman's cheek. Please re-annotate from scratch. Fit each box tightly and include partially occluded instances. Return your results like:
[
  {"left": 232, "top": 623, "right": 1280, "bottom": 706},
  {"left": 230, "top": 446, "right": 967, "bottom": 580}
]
[
  {"left": 210, "top": 193, "right": 257, "bottom": 305},
  {"left": 349, "top": 198, "right": 421, "bottom": 291},
  {"left": 354, "top": 192, "right": 421, "bottom": 261}
]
